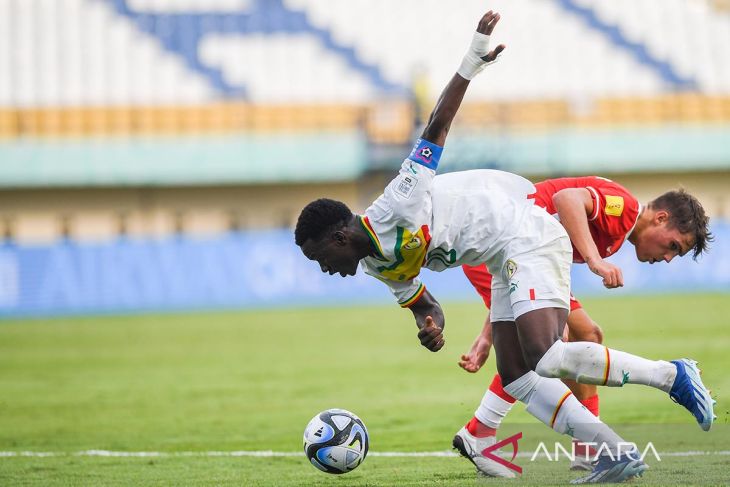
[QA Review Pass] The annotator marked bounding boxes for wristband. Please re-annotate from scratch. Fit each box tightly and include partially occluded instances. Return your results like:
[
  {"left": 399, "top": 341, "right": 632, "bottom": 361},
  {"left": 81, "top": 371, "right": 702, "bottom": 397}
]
[{"left": 408, "top": 138, "right": 443, "bottom": 170}]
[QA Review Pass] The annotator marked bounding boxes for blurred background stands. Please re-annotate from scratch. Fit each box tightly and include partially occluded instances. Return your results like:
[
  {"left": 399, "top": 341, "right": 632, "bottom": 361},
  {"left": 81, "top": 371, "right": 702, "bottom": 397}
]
[{"left": 0, "top": 0, "right": 729, "bottom": 245}]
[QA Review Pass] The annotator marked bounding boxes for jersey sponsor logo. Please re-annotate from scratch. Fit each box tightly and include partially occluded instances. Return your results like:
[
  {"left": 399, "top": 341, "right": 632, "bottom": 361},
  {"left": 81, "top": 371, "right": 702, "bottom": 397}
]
[
  {"left": 604, "top": 195, "right": 624, "bottom": 217},
  {"left": 395, "top": 174, "right": 418, "bottom": 199}
]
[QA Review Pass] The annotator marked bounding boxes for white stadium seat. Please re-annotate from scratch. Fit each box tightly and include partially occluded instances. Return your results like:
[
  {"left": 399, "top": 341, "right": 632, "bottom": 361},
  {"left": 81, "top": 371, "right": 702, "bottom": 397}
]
[{"left": 0, "top": 0, "right": 728, "bottom": 107}]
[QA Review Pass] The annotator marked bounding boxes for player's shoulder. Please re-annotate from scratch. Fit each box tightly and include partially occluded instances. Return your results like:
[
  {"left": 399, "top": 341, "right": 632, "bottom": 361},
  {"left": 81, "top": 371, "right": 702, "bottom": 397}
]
[
  {"left": 376, "top": 158, "right": 435, "bottom": 222},
  {"left": 587, "top": 178, "right": 640, "bottom": 228},
  {"left": 584, "top": 176, "right": 634, "bottom": 196},
  {"left": 587, "top": 177, "right": 639, "bottom": 216},
  {"left": 536, "top": 176, "right": 636, "bottom": 204}
]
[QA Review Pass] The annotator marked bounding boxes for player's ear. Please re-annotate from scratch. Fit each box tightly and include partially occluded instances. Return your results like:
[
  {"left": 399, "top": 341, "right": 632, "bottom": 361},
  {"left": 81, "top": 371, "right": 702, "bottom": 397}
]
[
  {"left": 332, "top": 230, "right": 347, "bottom": 245},
  {"left": 654, "top": 210, "right": 669, "bottom": 225}
]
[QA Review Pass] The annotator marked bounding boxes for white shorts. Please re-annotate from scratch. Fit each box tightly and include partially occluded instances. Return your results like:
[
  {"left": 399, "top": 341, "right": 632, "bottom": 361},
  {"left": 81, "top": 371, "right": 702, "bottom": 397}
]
[{"left": 489, "top": 234, "right": 572, "bottom": 323}]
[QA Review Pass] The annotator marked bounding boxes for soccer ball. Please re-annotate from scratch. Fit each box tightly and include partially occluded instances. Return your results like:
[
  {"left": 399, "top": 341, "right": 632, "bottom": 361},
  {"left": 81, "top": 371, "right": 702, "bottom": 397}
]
[{"left": 303, "top": 408, "right": 369, "bottom": 474}]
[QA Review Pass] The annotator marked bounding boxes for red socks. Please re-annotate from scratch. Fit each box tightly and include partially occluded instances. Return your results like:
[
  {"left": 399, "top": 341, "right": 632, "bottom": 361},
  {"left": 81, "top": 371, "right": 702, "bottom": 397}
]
[
  {"left": 580, "top": 394, "right": 600, "bottom": 417},
  {"left": 466, "top": 416, "right": 497, "bottom": 438},
  {"left": 574, "top": 395, "right": 600, "bottom": 457},
  {"left": 489, "top": 373, "right": 517, "bottom": 404}
]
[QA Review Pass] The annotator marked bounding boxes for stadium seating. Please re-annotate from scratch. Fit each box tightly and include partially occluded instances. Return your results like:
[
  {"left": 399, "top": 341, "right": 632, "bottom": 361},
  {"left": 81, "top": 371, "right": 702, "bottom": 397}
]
[{"left": 1, "top": 0, "right": 729, "bottom": 108}]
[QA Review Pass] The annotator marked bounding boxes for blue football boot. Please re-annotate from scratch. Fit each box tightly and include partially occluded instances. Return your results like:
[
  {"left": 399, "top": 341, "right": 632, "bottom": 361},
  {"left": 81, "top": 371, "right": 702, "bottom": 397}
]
[
  {"left": 670, "top": 359, "right": 716, "bottom": 431},
  {"left": 570, "top": 449, "right": 647, "bottom": 484}
]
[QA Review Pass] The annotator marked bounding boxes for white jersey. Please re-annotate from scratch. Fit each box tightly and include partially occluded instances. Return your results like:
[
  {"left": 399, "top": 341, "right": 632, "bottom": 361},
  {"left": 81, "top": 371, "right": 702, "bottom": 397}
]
[{"left": 359, "top": 159, "right": 567, "bottom": 306}]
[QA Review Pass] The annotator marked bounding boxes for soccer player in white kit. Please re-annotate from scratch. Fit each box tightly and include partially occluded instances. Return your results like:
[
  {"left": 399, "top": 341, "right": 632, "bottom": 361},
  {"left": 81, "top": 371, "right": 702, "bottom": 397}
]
[{"left": 295, "top": 11, "right": 714, "bottom": 484}]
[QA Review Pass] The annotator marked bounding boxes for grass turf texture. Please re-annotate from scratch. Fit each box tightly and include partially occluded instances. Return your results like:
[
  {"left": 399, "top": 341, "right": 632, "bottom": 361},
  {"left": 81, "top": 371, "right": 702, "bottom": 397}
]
[{"left": 0, "top": 293, "right": 728, "bottom": 486}]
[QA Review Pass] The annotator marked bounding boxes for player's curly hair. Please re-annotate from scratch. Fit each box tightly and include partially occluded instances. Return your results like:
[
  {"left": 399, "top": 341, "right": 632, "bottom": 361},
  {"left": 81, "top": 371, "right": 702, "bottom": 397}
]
[
  {"left": 295, "top": 198, "right": 353, "bottom": 246},
  {"left": 648, "top": 189, "right": 713, "bottom": 260}
]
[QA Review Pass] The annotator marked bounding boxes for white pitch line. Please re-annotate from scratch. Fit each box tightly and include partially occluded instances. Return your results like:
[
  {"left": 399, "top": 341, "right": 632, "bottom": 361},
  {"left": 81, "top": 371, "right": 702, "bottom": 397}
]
[{"left": 1, "top": 450, "right": 729, "bottom": 458}]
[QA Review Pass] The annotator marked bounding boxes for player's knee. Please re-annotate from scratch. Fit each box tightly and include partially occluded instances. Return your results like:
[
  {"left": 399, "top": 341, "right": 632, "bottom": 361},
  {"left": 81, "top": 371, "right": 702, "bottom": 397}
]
[
  {"left": 497, "top": 363, "right": 531, "bottom": 387},
  {"left": 568, "top": 318, "right": 603, "bottom": 344},
  {"left": 534, "top": 340, "right": 566, "bottom": 379},
  {"left": 591, "top": 323, "right": 604, "bottom": 344}
]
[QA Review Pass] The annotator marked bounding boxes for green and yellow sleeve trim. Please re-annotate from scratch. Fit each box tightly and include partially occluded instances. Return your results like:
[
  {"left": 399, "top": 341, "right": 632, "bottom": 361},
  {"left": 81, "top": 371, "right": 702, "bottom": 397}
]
[
  {"left": 358, "top": 216, "right": 386, "bottom": 260},
  {"left": 399, "top": 283, "right": 426, "bottom": 308}
]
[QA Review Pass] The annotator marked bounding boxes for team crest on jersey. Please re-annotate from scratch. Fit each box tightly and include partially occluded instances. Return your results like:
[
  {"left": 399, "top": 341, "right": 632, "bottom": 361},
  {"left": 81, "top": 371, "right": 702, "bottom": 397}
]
[
  {"left": 604, "top": 195, "right": 624, "bottom": 216},
  {"left": 504, "top": 259, "right": 518, "bottom": 280},
  {"left": 404, "top": 235, "right": 422, "bottom": 250},
  {"left": 377, "top": 225, "right": 431, "bottom": 281}
]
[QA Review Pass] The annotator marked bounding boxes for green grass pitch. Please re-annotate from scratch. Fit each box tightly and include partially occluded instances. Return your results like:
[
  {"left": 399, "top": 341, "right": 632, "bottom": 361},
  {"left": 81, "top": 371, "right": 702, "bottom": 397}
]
[{"left": 0, "top": 293, "right": 728, "bottom": 486}]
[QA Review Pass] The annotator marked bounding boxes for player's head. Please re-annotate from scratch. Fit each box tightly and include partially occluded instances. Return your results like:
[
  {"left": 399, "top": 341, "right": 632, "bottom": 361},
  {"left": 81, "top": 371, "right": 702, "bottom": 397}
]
[
  {"left": 295, "top": 198, "right": 362, "bottom": 277},
  {"left": 633, "top": 189, "right": 712, "bottom": 263}
]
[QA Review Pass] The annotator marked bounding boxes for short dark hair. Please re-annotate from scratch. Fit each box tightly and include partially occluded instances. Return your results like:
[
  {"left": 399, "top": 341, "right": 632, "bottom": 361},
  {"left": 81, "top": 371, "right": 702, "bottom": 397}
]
[
  {"left": 648, "top": 189, "right": 713, "bottom": 259},
  {"left": 294, "top": 198, "right": 353, "bottom": 246}
]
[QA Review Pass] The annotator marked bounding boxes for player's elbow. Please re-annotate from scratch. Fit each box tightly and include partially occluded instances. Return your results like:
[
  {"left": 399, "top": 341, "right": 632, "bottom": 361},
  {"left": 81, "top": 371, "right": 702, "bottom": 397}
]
[{"left": 552, "top": 189, "right": 571, "bottom": 209}]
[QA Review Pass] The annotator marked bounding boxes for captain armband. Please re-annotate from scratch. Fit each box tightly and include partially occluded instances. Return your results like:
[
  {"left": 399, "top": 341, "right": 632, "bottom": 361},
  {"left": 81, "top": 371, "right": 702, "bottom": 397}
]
[{"left": 407, "top": 138, "right": 443, "bottom": 170}]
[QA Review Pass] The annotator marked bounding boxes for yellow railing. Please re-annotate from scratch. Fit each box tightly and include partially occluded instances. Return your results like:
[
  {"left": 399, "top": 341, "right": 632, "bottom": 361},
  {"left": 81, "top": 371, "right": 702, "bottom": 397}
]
[{"left": 1, "top": 95, "right": 729, "bottom": 141}]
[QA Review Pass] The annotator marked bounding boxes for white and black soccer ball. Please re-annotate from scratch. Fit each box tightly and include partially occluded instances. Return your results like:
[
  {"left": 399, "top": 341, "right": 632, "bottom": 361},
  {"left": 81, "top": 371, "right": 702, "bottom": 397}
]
[{"left": 303, "top": 408, "right": 369, "bottom": 474}]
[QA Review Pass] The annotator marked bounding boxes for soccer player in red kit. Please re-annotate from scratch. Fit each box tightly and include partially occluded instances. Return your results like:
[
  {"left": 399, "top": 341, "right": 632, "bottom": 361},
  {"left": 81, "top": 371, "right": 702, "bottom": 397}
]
[{"left": 454, "top": 176, "right": 713, "bottom": 475}]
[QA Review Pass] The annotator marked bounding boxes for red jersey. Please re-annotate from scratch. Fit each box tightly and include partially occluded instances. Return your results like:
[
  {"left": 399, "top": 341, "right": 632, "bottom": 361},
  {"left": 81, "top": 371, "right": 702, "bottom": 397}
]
[
  {"left": 464, "top": 176, "right": 640, "bottom": 309},
  {"left": 532, "top": 176, "right": 640, "bottom": 263}
]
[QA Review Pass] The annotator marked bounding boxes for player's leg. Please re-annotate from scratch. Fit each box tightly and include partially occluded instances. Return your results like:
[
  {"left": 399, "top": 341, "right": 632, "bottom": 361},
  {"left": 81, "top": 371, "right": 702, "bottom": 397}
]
[
  {"left": 503, "top": 238, "right": 647, "bottom": 482},
  {"left": 564, "top": 306, "right": 603, "bottom": 404},
  {"left": 453, "top": 322, "right": 528, "bottom": 478},
  {"left": 512, "top": 231, "right": 714, "bottom": 433},
  {"left": 463, "top": 305, "right": 602, "bottom": 450},
  {"left": 511, "top": 306, "right": 647, "bottom": 482},
  {"left": 452, "top": 285, "right": 527, "bottom": 478},
  {"left": 459, "top": 269, "right": 642, "bottom": 481},
  {"left": 460, "top": 266, "right": 519, "bottom": 439},
  {"left": 533, "top": 332, "right": 716, "bottom": 431},
  {"left": 467, "top": 373, "right": 516, "bottom": 435},
  {"left": 564, "top": 306, "right": 603, "bottom": 470}
]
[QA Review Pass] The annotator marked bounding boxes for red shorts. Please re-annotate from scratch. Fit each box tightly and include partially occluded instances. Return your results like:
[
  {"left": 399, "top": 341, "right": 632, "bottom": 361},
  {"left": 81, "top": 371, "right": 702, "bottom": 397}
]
[{"left": 463, "top": 264, "right": 582, "bottom": 312}]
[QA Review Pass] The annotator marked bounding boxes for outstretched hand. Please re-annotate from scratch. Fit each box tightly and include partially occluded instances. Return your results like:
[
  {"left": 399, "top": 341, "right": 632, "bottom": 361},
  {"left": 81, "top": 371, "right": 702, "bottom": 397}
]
[
  {"left": 458, "top": 335, "right": 491, "bottom": 373},
  {"left": 458, "top": 10, "right": 506, "bottom": 80},
  {"left": 476, "top": 10, "right": 505, "bottom": 64},
  {"left": 417, "top": 316, "right": 445, "bottom": 352}
]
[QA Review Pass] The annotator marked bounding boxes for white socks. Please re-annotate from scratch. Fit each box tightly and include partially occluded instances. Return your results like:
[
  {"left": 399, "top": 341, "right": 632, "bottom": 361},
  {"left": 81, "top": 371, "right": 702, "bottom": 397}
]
[
  {"left": 504, "top": 371, "right": 628, "bottom": 456},
  {"left": 475, "top": 389, "right": 515, "bottom": 429},
  {"left": 536, "top": 340, "right": 677, "bottom": 392}
]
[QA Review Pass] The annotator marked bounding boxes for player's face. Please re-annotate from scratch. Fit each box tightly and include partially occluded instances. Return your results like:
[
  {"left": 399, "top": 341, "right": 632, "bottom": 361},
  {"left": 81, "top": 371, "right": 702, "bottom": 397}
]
[
  {"left": 634, "top": 222, "right": 693, "bottom": 264},
  {"left": 300, "top": 235, "right": 360, "bottom": 277}
]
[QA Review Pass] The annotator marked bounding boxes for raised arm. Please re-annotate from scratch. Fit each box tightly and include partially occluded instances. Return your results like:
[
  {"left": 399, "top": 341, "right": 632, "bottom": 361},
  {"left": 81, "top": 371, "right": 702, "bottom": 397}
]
[{"left": 420, "top": 11, "right": 505, "bottom": 146}]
